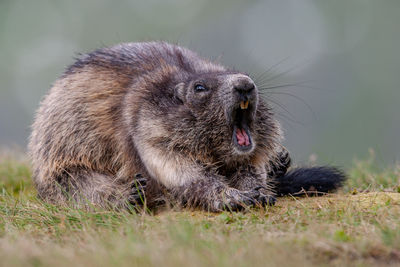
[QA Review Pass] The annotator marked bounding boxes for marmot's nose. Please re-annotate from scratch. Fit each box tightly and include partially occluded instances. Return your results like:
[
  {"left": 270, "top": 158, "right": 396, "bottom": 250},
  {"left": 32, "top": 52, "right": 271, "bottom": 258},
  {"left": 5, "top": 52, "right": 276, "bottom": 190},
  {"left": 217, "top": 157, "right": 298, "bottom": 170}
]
[{"left": 233, "top": 78, "right": 255, "bottom": 98}]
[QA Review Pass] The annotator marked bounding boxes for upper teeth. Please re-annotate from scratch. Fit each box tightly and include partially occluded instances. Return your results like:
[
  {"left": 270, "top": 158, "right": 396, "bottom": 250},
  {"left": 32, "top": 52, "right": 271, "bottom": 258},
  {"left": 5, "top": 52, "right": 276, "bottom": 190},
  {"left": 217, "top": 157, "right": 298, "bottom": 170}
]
[{"left": 240, "top": 101, "right": 249, "bottom": 109}]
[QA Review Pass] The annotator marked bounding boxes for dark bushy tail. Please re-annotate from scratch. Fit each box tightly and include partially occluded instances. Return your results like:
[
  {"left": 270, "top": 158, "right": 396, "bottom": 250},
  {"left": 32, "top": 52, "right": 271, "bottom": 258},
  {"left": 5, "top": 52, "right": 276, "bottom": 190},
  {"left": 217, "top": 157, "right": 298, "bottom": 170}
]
[{"left": 275, "top": 167, "right": 346, "bottom": 196}]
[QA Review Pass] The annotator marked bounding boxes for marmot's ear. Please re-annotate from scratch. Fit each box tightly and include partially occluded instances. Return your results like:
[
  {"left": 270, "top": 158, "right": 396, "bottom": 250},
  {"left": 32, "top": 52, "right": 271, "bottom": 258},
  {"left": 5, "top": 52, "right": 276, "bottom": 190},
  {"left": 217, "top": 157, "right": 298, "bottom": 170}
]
[{"left": 174, "top": 83, "right": 185, "bottom": 103}]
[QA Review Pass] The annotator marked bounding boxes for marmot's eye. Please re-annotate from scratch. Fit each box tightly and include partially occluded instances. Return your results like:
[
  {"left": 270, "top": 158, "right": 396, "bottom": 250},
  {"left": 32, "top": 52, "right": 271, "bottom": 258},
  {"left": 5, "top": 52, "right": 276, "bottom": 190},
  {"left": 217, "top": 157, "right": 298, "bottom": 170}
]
[{"left": 194, "top": 84, "right": 207, "bottom": 92}]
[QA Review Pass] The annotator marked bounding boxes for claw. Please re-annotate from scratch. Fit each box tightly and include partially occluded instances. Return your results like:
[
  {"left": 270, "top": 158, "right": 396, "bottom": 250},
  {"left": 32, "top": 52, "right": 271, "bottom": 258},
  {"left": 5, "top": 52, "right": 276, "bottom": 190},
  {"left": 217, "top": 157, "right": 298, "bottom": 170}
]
[
  {"left": 129, "top": 174, "right": 148, "bottom": 206},
  {"left": 134, "top": 178, "right": 147, "bottom": 185},
  {"left": 258, "top": 194, "right": 276, "bottom": 206},
  {"left": 217, "top": 189, "right": 259, "bottom": 212},
  {"left": 132, "top": 173, "right": 147, "bottom": 188}
]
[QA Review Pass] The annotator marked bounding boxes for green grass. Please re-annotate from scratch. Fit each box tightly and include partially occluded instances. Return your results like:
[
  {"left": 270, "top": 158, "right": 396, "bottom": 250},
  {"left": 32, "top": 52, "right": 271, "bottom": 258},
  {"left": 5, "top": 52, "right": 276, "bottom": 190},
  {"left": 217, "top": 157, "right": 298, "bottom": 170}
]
[{"left": 1, "top": 151, "right": 399, "bottom": 267}]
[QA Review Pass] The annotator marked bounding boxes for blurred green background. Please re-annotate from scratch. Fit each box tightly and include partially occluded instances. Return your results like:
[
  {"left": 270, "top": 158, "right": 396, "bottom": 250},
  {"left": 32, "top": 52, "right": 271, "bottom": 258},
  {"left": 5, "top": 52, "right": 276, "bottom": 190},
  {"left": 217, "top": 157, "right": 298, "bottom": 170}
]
[{"left": 0, "top": 0, "right": 399, "bottom": 166}]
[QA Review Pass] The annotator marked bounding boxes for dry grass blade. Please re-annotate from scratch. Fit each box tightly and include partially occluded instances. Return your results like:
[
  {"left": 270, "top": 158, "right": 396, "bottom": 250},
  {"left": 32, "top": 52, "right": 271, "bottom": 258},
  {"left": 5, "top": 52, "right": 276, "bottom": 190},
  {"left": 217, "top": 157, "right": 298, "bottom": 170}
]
[{"left": 0, "top": 152, "right": 399, "bottom": 266}]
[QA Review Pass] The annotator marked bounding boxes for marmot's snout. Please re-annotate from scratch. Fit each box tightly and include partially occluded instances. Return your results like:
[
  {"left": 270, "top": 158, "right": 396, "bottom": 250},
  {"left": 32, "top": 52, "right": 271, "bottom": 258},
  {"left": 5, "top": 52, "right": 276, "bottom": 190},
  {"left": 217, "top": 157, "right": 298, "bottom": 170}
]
[
  {"left": 233, "top": 77, "right": 256, "bottom": 107},
  {"left": 228, "top": 75, "right": 258, "bottom": 154}
]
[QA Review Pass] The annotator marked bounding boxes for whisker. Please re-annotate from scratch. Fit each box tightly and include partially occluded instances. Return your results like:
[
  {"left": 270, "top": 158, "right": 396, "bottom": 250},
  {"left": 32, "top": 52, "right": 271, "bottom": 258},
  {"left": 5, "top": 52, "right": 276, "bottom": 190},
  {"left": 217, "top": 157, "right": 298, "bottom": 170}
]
[
  {"left": 256, "top": 64, "right": 303, "bottom": 85},
  {"left": 260, "top": 84, "right": 323, "bottom": 92},
  {"left": 275, "top": 112, "right": 305, "bottom": 127},
  {"left": 257, "top": 81, "right": 313, "bottom": 91},
  {"left": 252, "top": 56, "right": 291, "bottom": 84},
  {"left": 263, "top": 91, "right": 316, "bottom": 121},
  {"left": 275, "top": 113, "right": 302, "bottom": 130},
  {"left": 263, "top": 96, "right": 302, "bottom": 124}
]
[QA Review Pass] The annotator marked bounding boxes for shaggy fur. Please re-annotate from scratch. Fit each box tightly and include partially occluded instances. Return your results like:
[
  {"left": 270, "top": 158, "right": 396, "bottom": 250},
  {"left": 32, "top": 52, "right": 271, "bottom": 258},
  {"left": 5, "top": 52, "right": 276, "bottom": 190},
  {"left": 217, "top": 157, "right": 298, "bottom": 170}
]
[{"left": 29, "top": 42, "right": 345, "bottom": 211}]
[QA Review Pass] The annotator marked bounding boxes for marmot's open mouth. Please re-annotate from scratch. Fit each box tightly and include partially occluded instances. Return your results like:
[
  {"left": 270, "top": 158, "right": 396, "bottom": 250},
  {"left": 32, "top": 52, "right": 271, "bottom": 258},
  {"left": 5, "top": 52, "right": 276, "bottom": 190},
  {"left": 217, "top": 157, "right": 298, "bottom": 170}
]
[{"left": 232, "top": 100, "right": 253, "bottom": 152}]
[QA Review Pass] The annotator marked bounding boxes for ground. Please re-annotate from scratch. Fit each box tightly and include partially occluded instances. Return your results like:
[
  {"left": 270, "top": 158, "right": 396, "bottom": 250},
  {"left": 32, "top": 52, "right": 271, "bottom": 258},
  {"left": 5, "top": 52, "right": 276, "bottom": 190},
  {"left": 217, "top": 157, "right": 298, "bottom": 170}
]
[{"left": 0, "top": 150, "right": 399, "bottom": 267}]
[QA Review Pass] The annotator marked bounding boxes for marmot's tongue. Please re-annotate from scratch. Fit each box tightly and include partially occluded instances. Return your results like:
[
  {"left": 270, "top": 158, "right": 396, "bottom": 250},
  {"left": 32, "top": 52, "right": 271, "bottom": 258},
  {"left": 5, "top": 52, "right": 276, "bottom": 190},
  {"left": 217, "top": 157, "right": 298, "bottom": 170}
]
[{"left": 236, "top": 128, "right": 250, "bottom": 146}]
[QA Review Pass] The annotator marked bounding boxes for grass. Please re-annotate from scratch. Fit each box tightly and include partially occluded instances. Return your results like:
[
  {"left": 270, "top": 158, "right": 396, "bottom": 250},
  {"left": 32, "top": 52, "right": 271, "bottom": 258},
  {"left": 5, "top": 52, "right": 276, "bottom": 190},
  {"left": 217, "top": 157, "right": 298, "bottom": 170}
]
[{"left": 0, "top": 151, "right": 399, "bottom": 267}]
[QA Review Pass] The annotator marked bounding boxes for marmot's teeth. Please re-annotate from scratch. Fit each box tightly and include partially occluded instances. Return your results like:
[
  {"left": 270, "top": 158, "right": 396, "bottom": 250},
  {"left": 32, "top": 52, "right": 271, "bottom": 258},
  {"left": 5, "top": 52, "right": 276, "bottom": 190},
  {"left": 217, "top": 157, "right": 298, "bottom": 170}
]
[{"left": 240, "top": 100, "right": 249, "bottom": 109}]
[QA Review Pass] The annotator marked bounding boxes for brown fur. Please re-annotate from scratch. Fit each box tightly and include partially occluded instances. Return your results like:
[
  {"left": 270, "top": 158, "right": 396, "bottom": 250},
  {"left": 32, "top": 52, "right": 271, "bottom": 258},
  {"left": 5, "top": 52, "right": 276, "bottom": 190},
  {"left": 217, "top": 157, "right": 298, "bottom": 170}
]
[{"left": 29, "top": 42, "right": 286, "bottom": 211}]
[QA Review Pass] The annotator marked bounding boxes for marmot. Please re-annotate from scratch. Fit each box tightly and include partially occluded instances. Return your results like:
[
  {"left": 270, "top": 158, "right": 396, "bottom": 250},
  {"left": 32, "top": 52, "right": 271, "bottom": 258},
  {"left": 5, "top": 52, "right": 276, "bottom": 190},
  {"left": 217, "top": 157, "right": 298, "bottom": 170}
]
[{"left": 29, "top": 42, "right": 345, "bottom": 211}]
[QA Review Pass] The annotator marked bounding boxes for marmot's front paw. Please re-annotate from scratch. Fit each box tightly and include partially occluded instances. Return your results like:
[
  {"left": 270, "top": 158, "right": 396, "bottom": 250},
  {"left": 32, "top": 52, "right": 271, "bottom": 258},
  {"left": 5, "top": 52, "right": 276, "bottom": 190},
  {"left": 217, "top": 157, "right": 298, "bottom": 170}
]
[
  {"left": 268, "top": 149, "right": 291, "bottom": 178},
  {"left": 128, "top": 174, "right": 147, "bottom": 206},
  {"left": 253, "top": 186, "right": 276, "bottom": 206},
  {"left": 216, "top": 188, "right": 260, "bottom": 211},
  {"left": 256, "top": 193, "right": 276, "bottom": 206}
]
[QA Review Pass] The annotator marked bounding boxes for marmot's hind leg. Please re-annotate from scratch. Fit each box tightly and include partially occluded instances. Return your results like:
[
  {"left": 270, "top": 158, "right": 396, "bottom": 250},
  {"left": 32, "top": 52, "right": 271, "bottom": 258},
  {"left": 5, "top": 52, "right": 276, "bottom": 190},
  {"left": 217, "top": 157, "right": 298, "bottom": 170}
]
[{"left": 36, "top": 171, "right": 144, "bottom": 209}]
